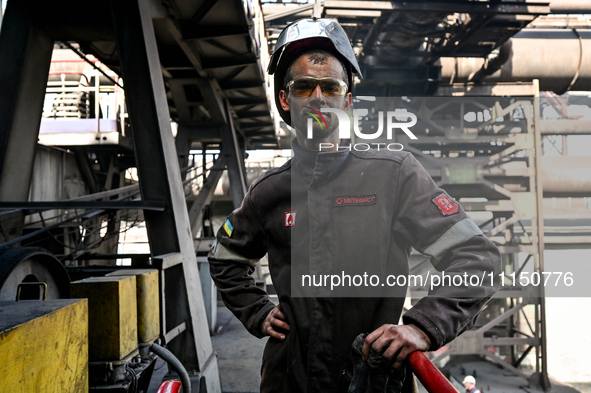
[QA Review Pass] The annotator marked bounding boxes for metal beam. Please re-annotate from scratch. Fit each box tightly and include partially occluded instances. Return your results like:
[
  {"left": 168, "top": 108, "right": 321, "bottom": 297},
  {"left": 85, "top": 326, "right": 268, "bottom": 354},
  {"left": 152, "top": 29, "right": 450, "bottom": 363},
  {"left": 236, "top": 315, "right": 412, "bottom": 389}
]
[
  {"left": 532, "top": 80, "right": 550, "bottom": 390},
  {"left": 202, "top": 58, "right": 257, "bottom": 70},
  {"left": 111, "top": 1, "right": 220, "bottom": 391},
  {"left": 190, "top": 0, "right": 218, "bottom": 24},
  {"left": 221, "top": 80, "right": 264, "bottom": 90},
  {"left": 219, "top": 103, "right": 247, "bottom": 208},
  {"left": 180, "top": 125, "right": 221, "bottom": 141},
  {"left": 236, "top": 111, "right": 274, "bottom": 119},
  {"left": 229, "top": 97, "right": 268, "bottom": 106},
  {"left": 182, "top": 26, "right": 249, "bottom": 40},
  {"left": 188, "top": 156, "right": 226, "bottom": 237},
  {"left": 392, "top": 84, "right": 552, "bottom": 387},
  {"left": 264, "top": 3, "right": 315, "bottom": 21},
  {"left": 175, "top": 121, "right": 191, "bottom": 172},
  {"left": 240, "top": 121, "right": 274, "bottom": 129},
  {"left": 0, "top": 0, "right": 53, "bottom": 201},
  {"left": 0, "top": 201, "right": 165, "bottom": 211},
  {"left": 323, "top": 1, "right": 550, "bottom": 14},
  {"left": 159, "top": 18, "right": 207, "bottom": 78}
]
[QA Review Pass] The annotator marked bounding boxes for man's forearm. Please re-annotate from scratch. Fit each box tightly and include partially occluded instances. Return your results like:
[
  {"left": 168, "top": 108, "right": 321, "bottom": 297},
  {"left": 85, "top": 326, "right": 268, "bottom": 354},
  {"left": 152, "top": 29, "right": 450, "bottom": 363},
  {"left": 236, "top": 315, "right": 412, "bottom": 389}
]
[
  {"left": 209, "top": 256, "right": 276, "bottom": 338},
  {"left": 403, "top": 234, "right": 501, "bottom": 349}
]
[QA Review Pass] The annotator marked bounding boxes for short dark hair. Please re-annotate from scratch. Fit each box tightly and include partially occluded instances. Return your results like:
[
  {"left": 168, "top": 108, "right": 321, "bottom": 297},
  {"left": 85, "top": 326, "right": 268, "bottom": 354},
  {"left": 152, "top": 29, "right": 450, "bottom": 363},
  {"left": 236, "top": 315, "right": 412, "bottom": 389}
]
[{"left": 283, "top": 50, "right": 348, "bottom": 89}]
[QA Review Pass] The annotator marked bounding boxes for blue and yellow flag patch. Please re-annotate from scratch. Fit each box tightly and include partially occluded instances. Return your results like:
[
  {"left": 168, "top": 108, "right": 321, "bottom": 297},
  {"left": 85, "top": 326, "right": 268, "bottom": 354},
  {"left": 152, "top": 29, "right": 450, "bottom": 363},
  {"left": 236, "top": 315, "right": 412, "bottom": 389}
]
[{"left": 223, "top": 218, "right": 234, "bottom": 237}]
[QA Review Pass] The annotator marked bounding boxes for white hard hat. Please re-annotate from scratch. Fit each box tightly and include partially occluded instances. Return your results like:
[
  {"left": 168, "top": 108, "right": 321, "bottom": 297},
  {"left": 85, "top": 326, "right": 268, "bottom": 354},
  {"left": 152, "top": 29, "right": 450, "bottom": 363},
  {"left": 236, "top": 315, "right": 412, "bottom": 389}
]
[{"left": 463, "top": 375, "right": 476, "bottom": 385}]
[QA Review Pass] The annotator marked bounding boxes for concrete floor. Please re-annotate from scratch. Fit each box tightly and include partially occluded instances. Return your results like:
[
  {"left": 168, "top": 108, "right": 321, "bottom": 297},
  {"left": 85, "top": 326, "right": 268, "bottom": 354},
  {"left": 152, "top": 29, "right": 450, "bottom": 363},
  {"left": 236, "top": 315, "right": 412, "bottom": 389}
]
[{"left": 211, "top": 306, "right": 268, "bottom": 393}]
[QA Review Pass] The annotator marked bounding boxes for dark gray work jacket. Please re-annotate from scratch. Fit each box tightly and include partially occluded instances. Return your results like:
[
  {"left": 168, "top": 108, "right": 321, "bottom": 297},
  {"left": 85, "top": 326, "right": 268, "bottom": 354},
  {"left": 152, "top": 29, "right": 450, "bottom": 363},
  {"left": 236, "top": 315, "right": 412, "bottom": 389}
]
[{"left": 209, "top": 142, "right": 501, "bottom": 392}]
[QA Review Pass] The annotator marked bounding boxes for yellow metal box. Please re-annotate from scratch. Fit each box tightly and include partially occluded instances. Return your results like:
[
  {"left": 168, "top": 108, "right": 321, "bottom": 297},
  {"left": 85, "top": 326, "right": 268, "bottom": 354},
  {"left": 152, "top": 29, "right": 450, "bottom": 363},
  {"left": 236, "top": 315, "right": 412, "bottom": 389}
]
[
  {"left": 106, "top": 269, "right": 160, "bottom": 344},
  {"left": 70, "top": 276, "right": 137, "bottom": 361},
  {"left": 0, "top": 299, "right": 88, "bottom": 392}
]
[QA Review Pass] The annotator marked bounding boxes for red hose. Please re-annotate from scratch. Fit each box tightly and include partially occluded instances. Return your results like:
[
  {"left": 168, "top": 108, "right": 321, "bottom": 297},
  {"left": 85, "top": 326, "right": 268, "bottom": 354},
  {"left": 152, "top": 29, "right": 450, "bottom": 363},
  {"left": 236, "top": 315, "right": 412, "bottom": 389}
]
[
  {"left": 408, "top": 352, "right": 459, "bottom": 393},
  {"left": 156, "top": 380, "right": 182, "bottom": 393}
]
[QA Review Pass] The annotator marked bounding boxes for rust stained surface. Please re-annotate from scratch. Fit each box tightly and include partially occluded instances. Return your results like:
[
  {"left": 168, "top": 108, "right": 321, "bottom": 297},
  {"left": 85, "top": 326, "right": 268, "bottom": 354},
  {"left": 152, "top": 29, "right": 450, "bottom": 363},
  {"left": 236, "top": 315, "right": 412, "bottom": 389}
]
[
  {"left": 70, "top": 276, "right": 137, "bottom": 361},
  {"left": 0, "top": 299, "right": 88, "bottom": 392}
]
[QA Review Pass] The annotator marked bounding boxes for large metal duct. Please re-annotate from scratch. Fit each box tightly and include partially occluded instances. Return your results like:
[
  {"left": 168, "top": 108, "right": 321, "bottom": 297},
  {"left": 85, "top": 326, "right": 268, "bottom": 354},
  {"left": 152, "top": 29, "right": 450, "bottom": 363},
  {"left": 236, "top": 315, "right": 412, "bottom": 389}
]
[
  {"left": 541, "top": 120, "right": 591, "bottom": 135},
  {"left": 548, "top": 0, "right": 591, "bottom": 14},
  {"left": 431, "top": 157, "right": 591, "bottom": 198},
  {"left": 542, "top": 157, "right": 591, "bottom": 197},
  {"left": 441, "top": 29, "right": 591, "bottom": 93}
]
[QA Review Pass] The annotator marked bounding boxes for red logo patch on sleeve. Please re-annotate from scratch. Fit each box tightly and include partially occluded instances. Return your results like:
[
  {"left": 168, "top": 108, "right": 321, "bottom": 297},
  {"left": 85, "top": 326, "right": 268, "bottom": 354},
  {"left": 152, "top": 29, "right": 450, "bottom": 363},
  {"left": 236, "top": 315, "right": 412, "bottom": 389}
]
[
  {"left": 285, "top": 211, "right": 296, "bottom": 227},
  {"left": 432, "top": 194, "right": 459, "bottom": 215}
]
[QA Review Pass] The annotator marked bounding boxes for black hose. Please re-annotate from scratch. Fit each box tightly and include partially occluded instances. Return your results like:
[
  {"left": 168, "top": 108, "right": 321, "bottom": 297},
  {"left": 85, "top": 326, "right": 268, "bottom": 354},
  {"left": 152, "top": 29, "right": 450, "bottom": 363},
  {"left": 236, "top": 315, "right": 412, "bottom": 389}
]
[{"left": 150, "top": 343, "right": 191, "bottom": 393}]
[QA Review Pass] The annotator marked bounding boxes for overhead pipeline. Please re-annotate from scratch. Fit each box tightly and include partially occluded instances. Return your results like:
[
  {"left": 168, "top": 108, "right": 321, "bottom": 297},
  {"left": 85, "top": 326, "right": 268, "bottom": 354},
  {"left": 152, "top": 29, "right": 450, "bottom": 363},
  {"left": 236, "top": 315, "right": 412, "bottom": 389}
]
[{"left": 441, "top": 29, "right": 591, "bottom": 93}]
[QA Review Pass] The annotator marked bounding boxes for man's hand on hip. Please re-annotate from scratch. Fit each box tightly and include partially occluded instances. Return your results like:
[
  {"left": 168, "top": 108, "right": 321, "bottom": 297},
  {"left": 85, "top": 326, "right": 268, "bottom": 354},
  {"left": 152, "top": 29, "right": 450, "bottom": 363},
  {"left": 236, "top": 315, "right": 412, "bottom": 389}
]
[
  {"left": 261, "top": 305, "right": 290, "bottom": 340},
  {"left": 362, "top": 324, "right": 431, "bottom": 371}
]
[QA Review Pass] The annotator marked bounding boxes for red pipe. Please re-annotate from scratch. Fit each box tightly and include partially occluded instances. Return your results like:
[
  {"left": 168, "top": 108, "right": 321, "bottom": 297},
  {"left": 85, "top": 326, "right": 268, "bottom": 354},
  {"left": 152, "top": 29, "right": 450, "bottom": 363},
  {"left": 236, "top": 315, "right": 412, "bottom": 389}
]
[
  {"left": 156, "top": 380, "right": 182, "bottom": 393},
  {"left": 408, "top": 351, "right": 459, "bottom": 393}
]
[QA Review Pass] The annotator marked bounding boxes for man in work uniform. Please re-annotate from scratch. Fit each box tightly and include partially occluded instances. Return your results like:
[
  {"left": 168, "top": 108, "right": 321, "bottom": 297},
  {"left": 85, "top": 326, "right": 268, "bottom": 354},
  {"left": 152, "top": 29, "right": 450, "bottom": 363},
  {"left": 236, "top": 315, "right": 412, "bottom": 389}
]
[{"left": 208, "top": 18, "right": 501, "bottom": 392}]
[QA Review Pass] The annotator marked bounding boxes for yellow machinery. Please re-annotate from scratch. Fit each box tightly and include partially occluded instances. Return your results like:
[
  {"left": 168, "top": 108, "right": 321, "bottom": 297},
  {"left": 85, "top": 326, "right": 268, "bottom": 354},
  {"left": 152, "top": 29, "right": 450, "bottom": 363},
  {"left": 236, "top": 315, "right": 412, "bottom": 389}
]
[
  {"left": 106, "top": 269, "right": 160, "bottom": 346},
  {"left": 0, "top": 248, "right": 168, "bottom": 392},
  {"left": 69, "top": 269, "right": 162, "bottom": 390},
  {"left": 71, "top": 275, "right": 139, "bottom": 362},
  {"left": 0, "top": 299, "right": 89, "bottom": 392}
]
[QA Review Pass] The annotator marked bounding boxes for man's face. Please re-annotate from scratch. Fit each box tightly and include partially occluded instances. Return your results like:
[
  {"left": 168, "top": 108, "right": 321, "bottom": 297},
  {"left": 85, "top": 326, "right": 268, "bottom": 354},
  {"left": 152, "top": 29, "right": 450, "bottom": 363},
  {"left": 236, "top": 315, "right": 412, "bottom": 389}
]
[{"left": 279, "top": 53, "right": 352, "bottom": 143}]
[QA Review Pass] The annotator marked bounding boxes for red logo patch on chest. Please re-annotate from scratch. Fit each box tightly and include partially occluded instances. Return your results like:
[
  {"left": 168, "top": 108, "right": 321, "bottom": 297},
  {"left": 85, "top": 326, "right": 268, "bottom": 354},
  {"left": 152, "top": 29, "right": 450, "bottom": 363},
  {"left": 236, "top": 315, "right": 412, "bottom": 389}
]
[
  {"left": 285, "top": 211, "right": 296, "bottom": 227},
  {"left": 432, "top": 194, "right": 459, "bottom": 215},
  {"left": 333, "top": 194, "right": 377, "bottom": 207}
]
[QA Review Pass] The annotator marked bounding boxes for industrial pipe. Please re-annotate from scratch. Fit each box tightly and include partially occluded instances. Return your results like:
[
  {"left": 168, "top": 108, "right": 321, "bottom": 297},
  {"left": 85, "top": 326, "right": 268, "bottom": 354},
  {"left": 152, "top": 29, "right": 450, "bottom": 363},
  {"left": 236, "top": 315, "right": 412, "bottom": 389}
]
[
  {"left": 469, "top": 40, "right": 513, "bottom": 83},
  {"left": 525, "top": 0, "right": 591, "bottom": 14},
  {"left": 441, "top": 29, "right": 591, "bottom": 93},
  {"left": 150, "top": 343, "right": 191, "bottom": 393},
  {"left": 408, "top": 351, "right": 459, "bottom": 393},
  {"left": 541, "top": 156, "right": 591, "bottom": 197},
  {"left": 548, "top": 1, "right": 591, "bottom": 14},
  {"left": 541, "top": 120, "right": 591, "bottom": 135},
  {"left": 454, "top": 157, "right": 591, "bottom": 197}
]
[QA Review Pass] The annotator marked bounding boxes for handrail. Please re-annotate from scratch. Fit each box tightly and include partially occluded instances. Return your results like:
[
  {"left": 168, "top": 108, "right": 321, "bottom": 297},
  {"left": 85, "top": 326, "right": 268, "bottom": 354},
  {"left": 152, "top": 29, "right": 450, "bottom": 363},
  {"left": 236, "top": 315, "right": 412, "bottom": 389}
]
[
  {"left": 408, "top": 351, "right": 459, "bottom": 393},
  {"left": 156, "top": 380, "right": 182, "bottom": 393}
]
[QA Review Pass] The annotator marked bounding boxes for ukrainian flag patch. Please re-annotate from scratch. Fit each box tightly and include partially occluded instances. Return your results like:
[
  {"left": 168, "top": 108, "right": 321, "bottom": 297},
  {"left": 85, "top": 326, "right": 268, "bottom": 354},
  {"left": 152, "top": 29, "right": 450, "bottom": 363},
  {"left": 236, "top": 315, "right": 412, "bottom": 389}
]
[{"left": 223, "top": 219, "right": 234, "bottom": 237}]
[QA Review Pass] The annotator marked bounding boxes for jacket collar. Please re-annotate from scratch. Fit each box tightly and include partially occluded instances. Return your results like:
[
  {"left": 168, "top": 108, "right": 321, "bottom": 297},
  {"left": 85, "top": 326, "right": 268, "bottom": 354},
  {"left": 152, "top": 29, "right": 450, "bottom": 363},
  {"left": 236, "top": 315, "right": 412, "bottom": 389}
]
[{"left": 291, "top": 139, "right": 349, "bottom": 182}]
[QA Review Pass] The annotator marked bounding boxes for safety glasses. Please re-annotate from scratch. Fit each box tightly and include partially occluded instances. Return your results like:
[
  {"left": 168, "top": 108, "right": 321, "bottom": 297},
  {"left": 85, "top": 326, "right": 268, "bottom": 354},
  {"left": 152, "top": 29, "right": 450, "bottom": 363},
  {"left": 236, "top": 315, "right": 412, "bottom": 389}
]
[{"left": 286, "top": 76, "right": 348, "bottom": 97}]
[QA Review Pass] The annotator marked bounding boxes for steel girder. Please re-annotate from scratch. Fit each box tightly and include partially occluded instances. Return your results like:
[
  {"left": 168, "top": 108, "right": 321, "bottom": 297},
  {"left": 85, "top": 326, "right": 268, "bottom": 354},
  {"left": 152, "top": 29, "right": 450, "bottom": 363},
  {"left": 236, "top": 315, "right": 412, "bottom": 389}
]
[
  {"left": 264, "top": 1, "right": 551, "bottom": 96},
  {"left": 0, "top": 1, "right": 53, "bottom": 201},
  {"left": 368, "top": 82, "right": 550, "bottom": 389},
  {"left": 111, "top": 1, "right": 221, "bottom": 390}
]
